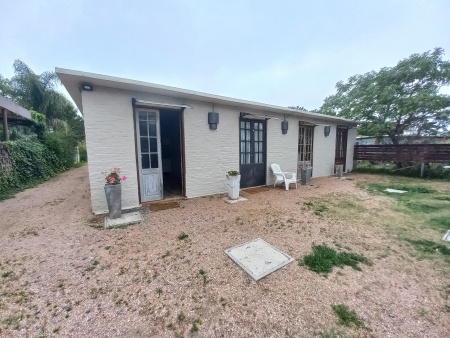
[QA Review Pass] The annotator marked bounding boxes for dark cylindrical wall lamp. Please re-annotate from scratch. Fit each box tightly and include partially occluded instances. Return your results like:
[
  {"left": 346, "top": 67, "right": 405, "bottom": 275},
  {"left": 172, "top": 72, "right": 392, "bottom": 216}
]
[
  {"left": 208, "top": 112, "right": 219, "bottom": 130},
  {"left": 324, "top": 125, "right": 331, "bottom": 137},
  {"left": 281, "top": 120, "right": 289, "bottom": 134}
]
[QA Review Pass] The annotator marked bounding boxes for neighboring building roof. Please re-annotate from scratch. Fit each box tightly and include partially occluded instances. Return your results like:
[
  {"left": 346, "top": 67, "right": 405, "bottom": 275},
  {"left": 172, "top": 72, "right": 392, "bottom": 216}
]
[
  {"left": 56, "top": 67, "right": 358, "bottom": 126},
  {"left": 0, "top": 95, "right": 32, "bottom": 122}
]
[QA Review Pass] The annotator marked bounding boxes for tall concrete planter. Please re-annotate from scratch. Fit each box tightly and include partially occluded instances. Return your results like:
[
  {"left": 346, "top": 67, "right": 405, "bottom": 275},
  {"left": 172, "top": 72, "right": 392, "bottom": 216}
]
[
  {"left": 104, "top": 184, "right": 122, "bottom": 219},
  {"left": 226, "top": 174, "right": 241, "bottom": 200}
]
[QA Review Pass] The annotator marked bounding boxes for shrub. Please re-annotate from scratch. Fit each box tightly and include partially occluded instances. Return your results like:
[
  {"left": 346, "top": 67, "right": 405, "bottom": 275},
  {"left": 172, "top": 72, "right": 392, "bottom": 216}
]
[{"left": 0, "top": 132, "right": 79, "bottom": 198}]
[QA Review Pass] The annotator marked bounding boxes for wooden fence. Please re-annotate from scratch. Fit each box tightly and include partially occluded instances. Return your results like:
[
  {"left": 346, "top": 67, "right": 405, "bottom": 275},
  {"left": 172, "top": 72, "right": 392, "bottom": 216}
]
[{"left": 354, "top": 144, "right": 450, "bottom": 163}]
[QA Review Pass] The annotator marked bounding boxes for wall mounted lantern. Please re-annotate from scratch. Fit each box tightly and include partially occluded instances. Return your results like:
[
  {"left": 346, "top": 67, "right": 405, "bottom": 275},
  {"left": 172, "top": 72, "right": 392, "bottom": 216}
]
[
  {"left": 281, "top": 120, "right": 289, "bottom": 134},
  {"left": 208, "top": 111, "right": 219, "bottom": 130},
  {"left": 81, "top": 83, "right": 93, "bottom": 91},
  {"left": 324, "top": 125, "right": 331, "bottom": 137}
]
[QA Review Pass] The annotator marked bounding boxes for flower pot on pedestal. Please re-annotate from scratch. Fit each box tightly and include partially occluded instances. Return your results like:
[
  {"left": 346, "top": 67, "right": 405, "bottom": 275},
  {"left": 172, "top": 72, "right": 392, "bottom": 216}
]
[
  {"left": 104, "top": 184, "right": 122, "bottom": 219},
  {"left": 226, "top": 173, "right": 241, "bottom": 200}
]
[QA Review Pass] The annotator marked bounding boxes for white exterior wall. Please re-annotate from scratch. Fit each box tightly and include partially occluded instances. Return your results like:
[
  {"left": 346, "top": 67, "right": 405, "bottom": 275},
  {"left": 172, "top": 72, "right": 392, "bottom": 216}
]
[
  {"left": 346, "top": 127, "right": 357, "bottom": 172},
  {"left": 82, "top": 86, "right": 356, "bottom": 214},
  {"left": 266, "top": 117, "right": 298, "bottom": 185},
  {"left": 183, "top": 102, "right": 240, "bottom": 198},
  {"left": 82, "top": 86, "right": 185, "bottom": 214},
  {"left": 312, "top": 123, "right": 339, "bottom": 177}
]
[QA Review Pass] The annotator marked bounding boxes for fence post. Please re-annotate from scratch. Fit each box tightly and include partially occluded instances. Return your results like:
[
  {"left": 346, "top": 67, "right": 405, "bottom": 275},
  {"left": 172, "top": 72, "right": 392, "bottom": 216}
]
[{"left": 420, "top": 163, "right": 425, "bottom": 177}]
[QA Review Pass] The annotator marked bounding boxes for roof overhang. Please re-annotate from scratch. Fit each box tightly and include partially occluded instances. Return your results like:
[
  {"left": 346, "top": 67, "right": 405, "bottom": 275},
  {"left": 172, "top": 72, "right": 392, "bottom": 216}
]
[
  {"left": 55, "top": 67, "right": 358, "bottom": 127},
  {"left": 0, "top": 95, "right": 32, "bottom": 122}
]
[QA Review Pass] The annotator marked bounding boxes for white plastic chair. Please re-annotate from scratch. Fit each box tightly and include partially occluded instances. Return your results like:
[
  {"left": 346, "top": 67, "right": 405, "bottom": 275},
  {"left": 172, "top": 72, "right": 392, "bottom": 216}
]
[{"left": 270, "top": 163, "right": 297, "bottom": 191}]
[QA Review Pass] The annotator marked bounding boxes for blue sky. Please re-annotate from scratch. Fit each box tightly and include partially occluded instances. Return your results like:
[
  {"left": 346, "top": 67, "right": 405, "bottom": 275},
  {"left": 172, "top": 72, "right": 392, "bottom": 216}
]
[{"left": 1, "top": 0, "right": 449, "bottom": 110}]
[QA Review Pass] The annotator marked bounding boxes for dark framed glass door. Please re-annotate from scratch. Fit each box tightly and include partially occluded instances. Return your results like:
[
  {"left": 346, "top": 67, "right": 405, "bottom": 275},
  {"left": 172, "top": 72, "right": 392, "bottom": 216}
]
[
  {"left": 335, "top": 127, "right": 348, "bottom": 171},
  {"left": 239, "top": 118, "right": 266, "bottom": 188}
]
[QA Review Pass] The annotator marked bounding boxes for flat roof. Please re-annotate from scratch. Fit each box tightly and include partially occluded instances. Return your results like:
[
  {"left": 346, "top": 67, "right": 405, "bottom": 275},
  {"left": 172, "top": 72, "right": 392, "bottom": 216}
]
[
  {"left": 56, "top": 67, "right": 358, "bottom": 126},
  {"left": 0, "top": 95, "right": 32, "bottom": 121}
]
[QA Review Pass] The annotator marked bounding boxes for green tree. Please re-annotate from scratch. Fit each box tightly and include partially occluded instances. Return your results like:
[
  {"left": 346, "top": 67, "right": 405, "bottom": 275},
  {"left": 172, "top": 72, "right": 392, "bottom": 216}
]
[
  {"left": 1, "top": 60, "right": 84, "bottom": 143},
  {"left": 320, "top": 48, "right": 450, "bottom": 144}
]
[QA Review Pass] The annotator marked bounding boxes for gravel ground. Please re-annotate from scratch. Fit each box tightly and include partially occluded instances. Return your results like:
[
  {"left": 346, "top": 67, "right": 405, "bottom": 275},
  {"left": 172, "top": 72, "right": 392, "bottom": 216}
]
[{"left": 0, "top": 166, "right": 449, "bottom": 338}]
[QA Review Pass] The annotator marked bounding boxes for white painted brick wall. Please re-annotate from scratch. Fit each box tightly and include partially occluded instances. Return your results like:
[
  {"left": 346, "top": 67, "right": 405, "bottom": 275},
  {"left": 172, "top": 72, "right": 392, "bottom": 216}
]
[
  {"left": 346, "top": 128, "right": 357, "bottom": 172},
  {"left": 312, "top": 123, "right": 339, "bottom": 177},
  {"left": 82, "top": 86, "right": 357, "bottom": 213},
  {"left": 266, "top": 116, "right": 298, "bottom": 185},
  {"left": 183, "top": 102, "right": 240, "bottom": 198},
  {"left": 82, "top": 88, "right": 139, "bottom": 214},
  {"left": 82, "top": 87, "right": 186, "bottom": 214}
]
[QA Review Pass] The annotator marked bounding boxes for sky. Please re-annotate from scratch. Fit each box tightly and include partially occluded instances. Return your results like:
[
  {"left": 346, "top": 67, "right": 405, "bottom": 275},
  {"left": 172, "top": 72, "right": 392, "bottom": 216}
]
[{"left": 1, "top": 0, "right": 450, "bottom": 111}]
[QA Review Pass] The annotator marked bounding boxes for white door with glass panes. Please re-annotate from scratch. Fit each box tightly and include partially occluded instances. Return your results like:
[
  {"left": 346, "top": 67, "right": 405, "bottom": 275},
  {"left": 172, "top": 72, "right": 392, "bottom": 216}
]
[{"left": 136, "top": 109, "right": 163, "bottom": 202}]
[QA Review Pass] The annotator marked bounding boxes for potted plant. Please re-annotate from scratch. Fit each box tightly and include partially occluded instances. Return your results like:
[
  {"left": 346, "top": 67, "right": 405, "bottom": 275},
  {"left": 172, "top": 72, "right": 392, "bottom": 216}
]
[
  {"left": 225, "top": 170, "right": 240, "bottom": 200},
  {"left": 104, "top": 168, "right": 127, "bottom": 219}
]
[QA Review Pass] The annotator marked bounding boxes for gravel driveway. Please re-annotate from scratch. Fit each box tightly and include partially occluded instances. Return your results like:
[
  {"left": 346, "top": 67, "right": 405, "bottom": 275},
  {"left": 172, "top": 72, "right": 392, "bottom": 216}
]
[{"left": 0, "top": 166, "right": 449, "bottom": 337}]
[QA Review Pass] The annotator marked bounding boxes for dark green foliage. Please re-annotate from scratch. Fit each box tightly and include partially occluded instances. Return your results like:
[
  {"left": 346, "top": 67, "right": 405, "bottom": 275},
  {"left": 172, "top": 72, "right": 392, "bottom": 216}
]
[
  {"left": 406, "top": 239, "right": 450, "bottom": 256},
  {"left": 43, "top": 132, "right": 77, "bottom": 171},
  {"left": 0, "top": 137, "right": 76, "bottom": 199},
  {"left": 301, "top": 245, "right": 371, "bottom": 275},
  {"left": 332, "top": 304, "right": 365, "bottom": 328},
  {"left": 355, "top": 161, "right": 450, "bottom": 180},
  {"left": 321, "top": 48, "right": 450, "bottom": 144},
  {"left": 79, "top": 144, "right": 88, "bottom": 162}
]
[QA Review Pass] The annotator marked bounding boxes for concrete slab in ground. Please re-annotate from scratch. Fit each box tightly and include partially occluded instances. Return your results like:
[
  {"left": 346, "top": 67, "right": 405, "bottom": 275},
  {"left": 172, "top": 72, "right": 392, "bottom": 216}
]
[
  {"left": 443, "top": 230, "right": 450, "bottom": 242},
  {"left": 224, "top": 197, "right": 248, "bottom": 204},
  {"left": 225, "top": 238, "right": 294, "bottom": 281},
  {"left": 105, "top": 211, "right": 142, "bottom": 229},
  {"left": 385, "top": 188, "right": 408, "bottom": 194}
]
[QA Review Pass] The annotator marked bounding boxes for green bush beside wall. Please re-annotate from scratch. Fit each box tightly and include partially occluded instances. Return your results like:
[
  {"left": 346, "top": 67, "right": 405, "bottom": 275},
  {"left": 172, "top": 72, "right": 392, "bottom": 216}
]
[{"left": 0, "top": 135, "right": 78, "bottom": 199}]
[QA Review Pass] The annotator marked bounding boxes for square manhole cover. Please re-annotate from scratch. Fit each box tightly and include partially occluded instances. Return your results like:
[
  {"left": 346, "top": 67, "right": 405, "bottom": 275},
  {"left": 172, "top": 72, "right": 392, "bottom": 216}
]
[{"left": 225, "top": 238, "right": 294, "bottom": 281}]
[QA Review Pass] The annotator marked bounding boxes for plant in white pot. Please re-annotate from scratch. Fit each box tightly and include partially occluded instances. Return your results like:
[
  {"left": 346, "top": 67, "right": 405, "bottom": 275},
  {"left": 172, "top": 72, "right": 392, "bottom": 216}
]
[
  {"left": 104, "top": 168, "right": 127, "bottom": 219},
  {"left": 225, "top": 170, "right": 240, "bottom": 200}
]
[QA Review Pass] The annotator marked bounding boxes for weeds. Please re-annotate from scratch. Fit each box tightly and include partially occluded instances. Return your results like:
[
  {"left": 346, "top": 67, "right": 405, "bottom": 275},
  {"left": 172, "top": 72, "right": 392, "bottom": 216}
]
[
  {"left": 199, "top": 269, "right": 207, "bottom": 285},
  {"left": 303, "top": 200, "right": 329, "bottom": 216},
  {"left": 155, "top": 287, "right": 163, "bottom": 297},
  {"left": 190, "top": 318, "right": 201, "bottom": 332},
  {"left": 301, "top": 245, "right": 371, "bottom": 275},
  {"left": 332, "top": 304, "right": 365, "bottom": 328},
  {"left": 177, "top": 312, "right": 186, "bottom": 322},
  {"left": 1, "top": 271, "right": 13, "bottom": 278},
  {"left": 177, "top": 232, "right": 189, "bottom": 240},
  {"left": 2, "top": 312, "right": 23, "bottom": 330}
]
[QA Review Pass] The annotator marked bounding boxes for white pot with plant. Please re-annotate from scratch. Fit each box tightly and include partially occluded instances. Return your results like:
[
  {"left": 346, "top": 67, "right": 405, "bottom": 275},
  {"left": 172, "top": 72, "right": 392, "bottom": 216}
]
[
  {"left": 103, "top": 167, "right": 127, "bottom": 219},
  {"left": 225, "top": 170, "right": 241, "bottom": 200}
]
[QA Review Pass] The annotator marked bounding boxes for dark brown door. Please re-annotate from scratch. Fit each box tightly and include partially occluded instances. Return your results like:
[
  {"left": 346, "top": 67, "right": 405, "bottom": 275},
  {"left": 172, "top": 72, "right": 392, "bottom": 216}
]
[
  {"left": 239, "top": 118, "right": 266, "bottom": 188},
  {"left": 335, "top": 127, "right": 348, "bottom": 171}
]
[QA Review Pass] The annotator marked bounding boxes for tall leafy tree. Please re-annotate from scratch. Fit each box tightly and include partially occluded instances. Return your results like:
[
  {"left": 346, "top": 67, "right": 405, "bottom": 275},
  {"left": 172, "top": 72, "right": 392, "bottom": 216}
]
[
  {"left": 1, "top": 60, "right": 84, "bottom": 142},
  {"left": 320, "top": 48, "right": 450, "bottom": 144}
]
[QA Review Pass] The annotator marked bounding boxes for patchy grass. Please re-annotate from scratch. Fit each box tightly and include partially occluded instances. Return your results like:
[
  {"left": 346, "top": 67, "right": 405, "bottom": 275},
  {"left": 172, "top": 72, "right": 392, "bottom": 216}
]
[
  {"left": 406, "top": 239, "right": 450, "bottom": 256},
  {"left": 429, "top": 216, "right": 450, "bottom": 231},
  {"left": 332, "top": 304, "right": 365, "bottom": 328},
  {"left": 301, "top": 245, "right": 371, "bottom": 275},
  {"left": 359, "top": 178, "right": 450, "bottom": 232}
]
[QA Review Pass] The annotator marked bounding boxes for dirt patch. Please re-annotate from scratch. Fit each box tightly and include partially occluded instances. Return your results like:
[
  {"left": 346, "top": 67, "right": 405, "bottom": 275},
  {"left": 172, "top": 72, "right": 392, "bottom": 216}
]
[
  {"left": 242, "top": 186, "right": 271, "bottom": 194},
  {"left": 148, "top": 200, "right": 180, "bottom": 211},
  {"left": 0, "top": 168, "right": 449, "bottom": 337}
]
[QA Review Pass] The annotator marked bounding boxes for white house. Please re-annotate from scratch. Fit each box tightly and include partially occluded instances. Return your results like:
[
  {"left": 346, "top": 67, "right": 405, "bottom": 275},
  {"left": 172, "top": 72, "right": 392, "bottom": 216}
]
[{"left": 56, "top": 68, "right": 358, "bottom": 214}]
